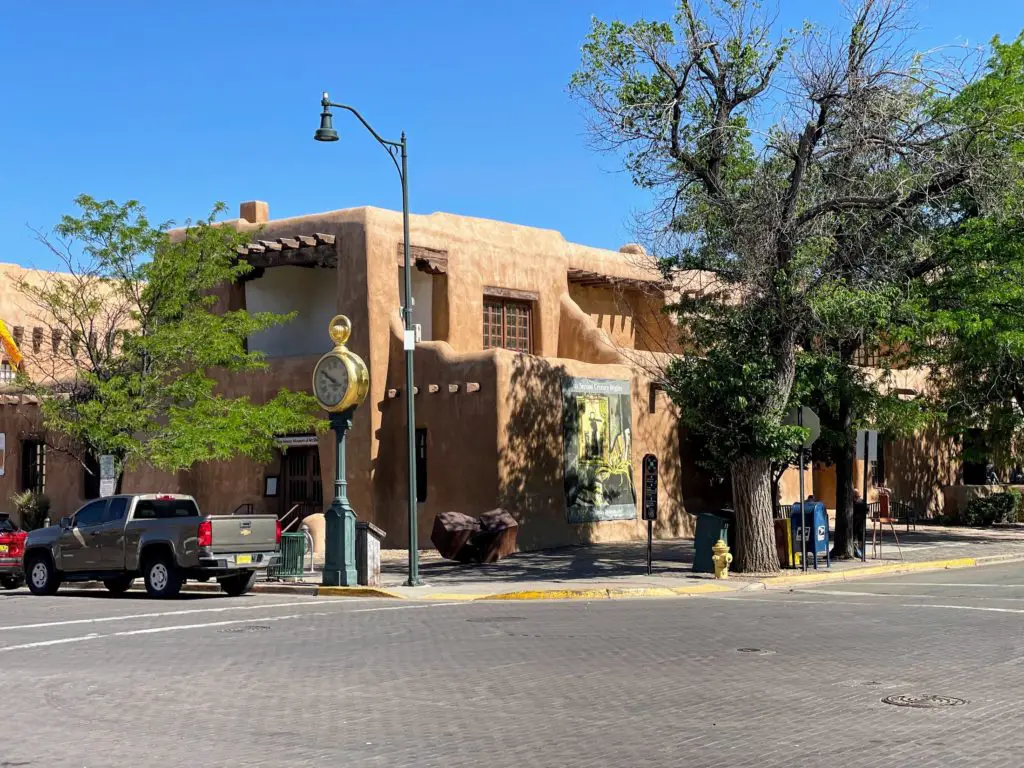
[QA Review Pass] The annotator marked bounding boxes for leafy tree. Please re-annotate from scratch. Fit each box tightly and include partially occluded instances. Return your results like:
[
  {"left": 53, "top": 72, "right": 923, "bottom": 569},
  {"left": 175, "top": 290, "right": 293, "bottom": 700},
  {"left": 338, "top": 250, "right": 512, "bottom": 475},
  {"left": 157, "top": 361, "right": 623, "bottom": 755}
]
[
  {"left": 910, "top": 35, "right": 1024, "bottom": 470},
  {"left": 571, "top": 0, "right": 1018, "bottom": 571},
  {"left": 18, "top": 195, "right": 323, "bottom": 484}
]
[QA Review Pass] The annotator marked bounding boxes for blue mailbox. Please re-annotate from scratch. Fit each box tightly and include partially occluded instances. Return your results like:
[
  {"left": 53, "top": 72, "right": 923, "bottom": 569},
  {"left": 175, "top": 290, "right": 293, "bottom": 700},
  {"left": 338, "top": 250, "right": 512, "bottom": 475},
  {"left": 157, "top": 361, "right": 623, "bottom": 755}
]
[{"left": 790, "top": 502, "right": 831, "bottom": 569}]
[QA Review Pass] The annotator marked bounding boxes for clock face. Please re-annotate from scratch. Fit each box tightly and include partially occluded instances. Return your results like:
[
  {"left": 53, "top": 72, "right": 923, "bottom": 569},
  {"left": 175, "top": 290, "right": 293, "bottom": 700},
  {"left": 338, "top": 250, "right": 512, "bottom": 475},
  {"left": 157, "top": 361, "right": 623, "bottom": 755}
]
[{"left": 313, "top": 355, "right": 350, "bottom": 408}]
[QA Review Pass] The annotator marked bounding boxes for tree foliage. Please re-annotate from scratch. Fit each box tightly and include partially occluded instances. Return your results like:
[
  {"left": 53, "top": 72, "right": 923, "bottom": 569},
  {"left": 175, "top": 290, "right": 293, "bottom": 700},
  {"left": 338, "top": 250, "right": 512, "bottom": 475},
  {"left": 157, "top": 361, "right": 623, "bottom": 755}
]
[
  {"left": 18, "top": 195, "right": 324, "bottom": 478},
  {"left": 572, "top": 0, "right": 1021, "bottom": 571},
  {"left": 907, "top": 35, "right": 1024, "bottom": 467}
]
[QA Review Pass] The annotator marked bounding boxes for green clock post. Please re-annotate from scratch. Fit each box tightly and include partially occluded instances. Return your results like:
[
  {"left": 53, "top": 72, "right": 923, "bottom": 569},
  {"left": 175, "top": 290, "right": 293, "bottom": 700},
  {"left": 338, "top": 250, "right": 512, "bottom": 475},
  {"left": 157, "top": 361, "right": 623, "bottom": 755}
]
[{"left": 312, "top": 315, "right": 370, "bottom": 587}]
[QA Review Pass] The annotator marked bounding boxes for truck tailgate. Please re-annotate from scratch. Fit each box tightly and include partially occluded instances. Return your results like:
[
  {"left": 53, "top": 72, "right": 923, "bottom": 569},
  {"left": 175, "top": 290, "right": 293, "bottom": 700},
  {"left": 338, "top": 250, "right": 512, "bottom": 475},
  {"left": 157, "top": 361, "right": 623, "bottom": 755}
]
[{"left": 208, "top": 515, "right": 278, "bottom": 551}]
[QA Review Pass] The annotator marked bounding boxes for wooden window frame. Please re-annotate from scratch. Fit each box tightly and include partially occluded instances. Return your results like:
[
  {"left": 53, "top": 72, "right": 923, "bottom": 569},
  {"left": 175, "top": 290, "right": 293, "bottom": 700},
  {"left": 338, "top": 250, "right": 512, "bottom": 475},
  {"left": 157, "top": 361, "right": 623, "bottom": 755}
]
[
  {"left": 482, "top": 295, "right": 535, "bottom": 354},
  {"left": 21, "top": 440, "right": 46, "bottom": 495}
]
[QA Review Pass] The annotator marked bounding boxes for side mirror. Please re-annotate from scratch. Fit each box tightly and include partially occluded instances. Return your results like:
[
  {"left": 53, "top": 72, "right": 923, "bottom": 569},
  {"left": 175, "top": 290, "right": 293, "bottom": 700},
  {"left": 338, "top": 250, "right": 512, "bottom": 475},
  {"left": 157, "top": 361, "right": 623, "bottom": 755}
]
[{"left": 59, "top": 517, "right": 72, "bottom": 530}]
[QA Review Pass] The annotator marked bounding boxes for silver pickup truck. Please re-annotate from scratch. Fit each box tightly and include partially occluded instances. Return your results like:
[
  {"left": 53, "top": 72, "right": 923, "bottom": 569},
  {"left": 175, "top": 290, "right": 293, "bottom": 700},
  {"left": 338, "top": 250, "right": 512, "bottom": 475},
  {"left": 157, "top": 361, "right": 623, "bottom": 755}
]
[{"left": 23, "top": 494, "right": 280, "bottom": 598}]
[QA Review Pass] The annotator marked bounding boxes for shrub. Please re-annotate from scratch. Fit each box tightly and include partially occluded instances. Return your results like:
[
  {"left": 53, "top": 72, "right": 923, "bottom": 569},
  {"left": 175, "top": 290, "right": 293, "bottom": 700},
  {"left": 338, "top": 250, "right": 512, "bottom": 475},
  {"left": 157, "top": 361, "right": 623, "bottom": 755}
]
[
  {"left": 963, "top": 492, "right": 1017, "bottom": 526},
  {"left": 10, "top": 491, "right": 51, "bottom": 531}
]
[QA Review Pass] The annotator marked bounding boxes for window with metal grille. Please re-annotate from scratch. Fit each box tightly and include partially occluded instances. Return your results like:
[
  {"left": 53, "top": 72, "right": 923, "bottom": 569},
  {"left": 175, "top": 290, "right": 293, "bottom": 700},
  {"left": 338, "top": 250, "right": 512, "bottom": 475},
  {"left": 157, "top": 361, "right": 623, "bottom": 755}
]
[
  {"left": 482, "top": 299, "right": 533, "bottom": 353},
  {"left": 0, "top": 361, "right": 15, "bottom": 385},
  {"left": 854, "top": 342, "right": 883, "bottom": 367},
  {"left": 20, "top": 440, "right": 46, "bottom": 495},
  {"left": 32, "top": 327, "right": 43, "bottom": 354},
  {"left": 871, "top": 440, "right": 886, "bottom": 486}
]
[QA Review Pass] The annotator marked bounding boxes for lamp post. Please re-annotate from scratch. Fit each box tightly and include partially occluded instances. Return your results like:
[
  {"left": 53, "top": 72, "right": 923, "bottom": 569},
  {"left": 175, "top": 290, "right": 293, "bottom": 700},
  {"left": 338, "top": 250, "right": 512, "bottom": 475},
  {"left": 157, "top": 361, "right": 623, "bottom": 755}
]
[{"left": 314, "top": 92, "right": 421, "bottom": 586}]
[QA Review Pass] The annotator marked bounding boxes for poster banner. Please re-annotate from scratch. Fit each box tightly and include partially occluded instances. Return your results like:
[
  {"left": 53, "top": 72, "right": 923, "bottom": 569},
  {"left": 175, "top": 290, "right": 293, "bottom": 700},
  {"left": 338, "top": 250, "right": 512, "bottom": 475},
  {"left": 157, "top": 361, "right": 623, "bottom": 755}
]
[
  {"left": 562, "top": 377, "right": 635, "bottom": 523},
  {"left": 0, "top": 433, "right": 5, "bottom": 477}
]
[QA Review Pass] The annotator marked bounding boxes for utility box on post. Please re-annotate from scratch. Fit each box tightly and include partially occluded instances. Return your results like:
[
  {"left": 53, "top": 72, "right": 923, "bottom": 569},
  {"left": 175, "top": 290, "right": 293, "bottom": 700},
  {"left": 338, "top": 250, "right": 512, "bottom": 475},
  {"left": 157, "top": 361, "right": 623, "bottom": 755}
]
[
  {"left": 356, "top": 521, "right": 386, "bottom": 587},
  {"left": 790, "top": 502, "right": 830, "bottom": 569}
]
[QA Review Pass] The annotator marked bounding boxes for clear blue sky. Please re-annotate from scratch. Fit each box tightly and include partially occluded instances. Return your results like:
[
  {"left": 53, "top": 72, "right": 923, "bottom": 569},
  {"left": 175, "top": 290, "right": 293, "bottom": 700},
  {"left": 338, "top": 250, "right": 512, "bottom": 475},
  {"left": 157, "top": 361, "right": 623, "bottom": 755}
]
[{"left": 1, "top": 1, "right": 1019, "bottom": 271}]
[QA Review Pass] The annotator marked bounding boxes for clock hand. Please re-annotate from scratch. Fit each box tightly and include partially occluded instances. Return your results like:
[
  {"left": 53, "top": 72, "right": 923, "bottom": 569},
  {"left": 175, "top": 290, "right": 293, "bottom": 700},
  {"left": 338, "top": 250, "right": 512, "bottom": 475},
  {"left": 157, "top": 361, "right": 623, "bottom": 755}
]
[{"left": 324, "top": 371, "right": 342, "bottom": 386}]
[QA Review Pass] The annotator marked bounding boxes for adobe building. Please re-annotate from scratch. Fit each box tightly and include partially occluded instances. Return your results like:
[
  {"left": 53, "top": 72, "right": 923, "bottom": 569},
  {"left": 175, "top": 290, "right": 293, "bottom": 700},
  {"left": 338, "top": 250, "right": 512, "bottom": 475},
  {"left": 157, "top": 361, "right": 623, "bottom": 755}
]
[
  {"left": 0, "top": 202, "right": 730, "bottom": 551},
  {"left": 0, "top": 201, "right": 967, "bottom": 549}
]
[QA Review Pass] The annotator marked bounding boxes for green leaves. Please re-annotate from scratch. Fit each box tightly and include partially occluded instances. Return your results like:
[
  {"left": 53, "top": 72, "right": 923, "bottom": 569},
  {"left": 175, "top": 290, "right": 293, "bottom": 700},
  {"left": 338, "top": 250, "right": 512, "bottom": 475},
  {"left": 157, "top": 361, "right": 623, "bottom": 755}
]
[{"left": 22, "top": 196, "right": 325, "bottom": 473}]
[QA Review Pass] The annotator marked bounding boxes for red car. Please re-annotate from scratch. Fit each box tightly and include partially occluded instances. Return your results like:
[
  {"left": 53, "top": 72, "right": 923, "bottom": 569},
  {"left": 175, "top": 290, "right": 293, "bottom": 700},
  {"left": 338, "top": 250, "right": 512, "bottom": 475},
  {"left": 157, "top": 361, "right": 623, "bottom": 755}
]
[{"left": 0, "top": 516, "right": 26, "bottom": 590}]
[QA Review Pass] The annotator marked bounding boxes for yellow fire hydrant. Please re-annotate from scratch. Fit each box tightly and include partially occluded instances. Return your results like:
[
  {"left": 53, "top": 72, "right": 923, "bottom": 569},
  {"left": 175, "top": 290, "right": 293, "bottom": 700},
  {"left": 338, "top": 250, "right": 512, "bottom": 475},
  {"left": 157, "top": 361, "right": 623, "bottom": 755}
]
[{"left": 711, "top": 538, "right": 733, "bottom": 579}]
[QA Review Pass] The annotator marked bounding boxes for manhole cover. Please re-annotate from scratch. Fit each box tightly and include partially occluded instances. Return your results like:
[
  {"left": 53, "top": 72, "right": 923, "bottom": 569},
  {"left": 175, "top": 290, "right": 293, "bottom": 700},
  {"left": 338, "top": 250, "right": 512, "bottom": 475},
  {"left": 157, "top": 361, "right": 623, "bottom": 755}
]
[
  {"left": 219, "top": 625, "right": 271, "bottom": 634},
  {"left": 736, "top": 648, "right": 776, "bottom": 656},
  {"left": 881, "top": 694, "right": 967, "bottom": 709},
  {"left": 466, "top": 617, "right": 526, "bottom": 624}
]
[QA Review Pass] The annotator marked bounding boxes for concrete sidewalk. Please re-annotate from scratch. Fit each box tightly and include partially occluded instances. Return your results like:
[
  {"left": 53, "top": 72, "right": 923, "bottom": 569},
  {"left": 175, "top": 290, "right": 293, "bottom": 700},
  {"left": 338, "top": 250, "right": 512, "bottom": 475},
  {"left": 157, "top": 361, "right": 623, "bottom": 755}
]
[{"left": 193, "top": 523, "right": 1024, "bottom": 601}]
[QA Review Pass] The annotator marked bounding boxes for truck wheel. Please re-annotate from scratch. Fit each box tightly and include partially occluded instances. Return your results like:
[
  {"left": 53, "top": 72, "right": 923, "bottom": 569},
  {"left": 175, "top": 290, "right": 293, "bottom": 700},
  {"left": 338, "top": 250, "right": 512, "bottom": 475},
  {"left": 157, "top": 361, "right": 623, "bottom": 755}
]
[
  {"left": 219, "top": 571, "right": 257, "bottom": 597},
  {"left": 25, "top": 554, "right": 62, "bottom": 596},
  {"left": 143, "top": 552, "right": 183, "bottom": 599},
  {"left": 103, "top": 575, "right": 135, "bottom": 595},
  {"left": 0, "top": 574, "right": 24, "bottom": 590}
]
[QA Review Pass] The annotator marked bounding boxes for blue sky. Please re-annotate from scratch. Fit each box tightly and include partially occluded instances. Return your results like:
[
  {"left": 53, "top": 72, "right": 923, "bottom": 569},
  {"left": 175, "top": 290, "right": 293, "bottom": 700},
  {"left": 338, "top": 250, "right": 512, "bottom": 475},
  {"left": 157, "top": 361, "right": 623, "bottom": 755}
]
[{"left": 1, "top": 1, "right": 1019, "bottom": 270}]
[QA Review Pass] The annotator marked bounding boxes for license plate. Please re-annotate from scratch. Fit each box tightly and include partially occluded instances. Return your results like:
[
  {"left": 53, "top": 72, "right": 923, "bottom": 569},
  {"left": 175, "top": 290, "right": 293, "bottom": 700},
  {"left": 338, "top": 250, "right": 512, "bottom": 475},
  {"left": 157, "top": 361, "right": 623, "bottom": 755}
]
[
  {"left": 0, "top": 545, "right": 8, "bottom": 554},
  {"left": 236, "top": 554, "right": 252, "bottom": 565}
]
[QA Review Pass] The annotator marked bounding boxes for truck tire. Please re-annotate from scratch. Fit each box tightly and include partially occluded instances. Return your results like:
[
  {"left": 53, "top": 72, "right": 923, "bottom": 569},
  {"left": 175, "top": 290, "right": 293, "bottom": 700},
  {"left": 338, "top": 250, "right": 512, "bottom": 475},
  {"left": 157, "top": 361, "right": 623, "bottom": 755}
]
[
  {"left": 0, "top": 574, "right": 24, "bottom": 590},
  {"left": 25, "top": 553, "right": 62, "bottom": 596},
  {"left": 103, "top": 575, "right": 135, "bottom": 595},
  {"left": 142, "top": 552, "right": 183, "bottom": 599},
  {"left": 219, "top": 571, "right": 257, "bottom": 597}
]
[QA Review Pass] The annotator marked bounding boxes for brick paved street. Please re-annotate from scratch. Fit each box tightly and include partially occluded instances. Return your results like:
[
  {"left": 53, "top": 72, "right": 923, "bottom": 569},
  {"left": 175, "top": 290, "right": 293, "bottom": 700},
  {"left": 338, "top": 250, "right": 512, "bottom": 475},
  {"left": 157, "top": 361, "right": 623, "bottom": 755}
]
[{"left": 5, "top": 563, "right": 1024, "bottom": 767}]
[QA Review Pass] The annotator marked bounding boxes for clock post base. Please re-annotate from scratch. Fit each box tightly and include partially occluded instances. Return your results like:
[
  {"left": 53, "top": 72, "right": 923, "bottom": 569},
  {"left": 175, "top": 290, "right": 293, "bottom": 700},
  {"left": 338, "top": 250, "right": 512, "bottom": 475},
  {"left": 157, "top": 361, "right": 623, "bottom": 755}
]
[{"left": 322, "top": 409, "right": 358, "bottom": 587}]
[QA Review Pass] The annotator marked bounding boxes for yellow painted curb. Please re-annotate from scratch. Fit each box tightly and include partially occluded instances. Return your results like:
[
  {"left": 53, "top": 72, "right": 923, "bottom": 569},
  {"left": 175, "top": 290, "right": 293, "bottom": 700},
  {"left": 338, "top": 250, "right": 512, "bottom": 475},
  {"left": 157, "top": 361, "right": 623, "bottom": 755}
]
[
  {"left": 761, "top": 556, "right": 986, "bottom": 591},
  {"left": 487, "top": 586, "right": 681, "bottom": 601},
  {"left": 316, "top": 586, "right": 403, "bottom": 599}
]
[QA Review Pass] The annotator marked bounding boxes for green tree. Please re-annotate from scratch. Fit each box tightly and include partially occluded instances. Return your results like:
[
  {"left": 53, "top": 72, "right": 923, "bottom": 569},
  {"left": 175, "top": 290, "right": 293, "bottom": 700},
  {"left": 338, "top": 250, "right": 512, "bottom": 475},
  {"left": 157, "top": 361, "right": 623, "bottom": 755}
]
[
  {"left": 571, "top": 0, "right": 1018, "bottom": 571},
  {"left": 910, "top": 35, "right": 1024, "bottom": 470},
  {"left": 18, "top": 195, "right": 323, "bottom": 484}
]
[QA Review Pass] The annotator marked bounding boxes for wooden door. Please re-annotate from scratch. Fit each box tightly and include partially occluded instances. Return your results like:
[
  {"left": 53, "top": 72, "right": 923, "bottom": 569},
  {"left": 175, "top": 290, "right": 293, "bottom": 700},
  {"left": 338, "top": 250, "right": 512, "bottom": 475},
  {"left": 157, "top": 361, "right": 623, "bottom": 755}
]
[{"left": 280, "top": 447, "right": 323, "bottom": 521}]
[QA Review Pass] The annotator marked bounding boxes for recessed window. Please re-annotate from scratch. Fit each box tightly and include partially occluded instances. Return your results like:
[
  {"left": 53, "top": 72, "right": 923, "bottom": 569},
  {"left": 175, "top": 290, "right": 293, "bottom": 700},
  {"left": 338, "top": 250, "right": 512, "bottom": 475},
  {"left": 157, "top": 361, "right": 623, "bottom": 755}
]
[
  {"left": 20, "top": 440, "right": 46, "bottom": 495},
  {"left": 483, "top": 298, "right": 533, "bottom": 354},
  {"left": 0, "top": 361, "right": 14, "bottom": 384}
]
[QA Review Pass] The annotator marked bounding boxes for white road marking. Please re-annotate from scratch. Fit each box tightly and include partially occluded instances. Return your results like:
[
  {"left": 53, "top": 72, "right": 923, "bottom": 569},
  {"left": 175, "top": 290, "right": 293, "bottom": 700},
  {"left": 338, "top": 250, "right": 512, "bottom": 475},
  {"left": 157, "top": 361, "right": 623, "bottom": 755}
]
[
  {"left": 793, "top": 589, "right": 936, "bottom": 598},
  {"left": 906, "top": 603, "right": 1024, "bottom": 615},
  {"left": 710, "top": 596, "right": 874, "bottom": 606},
  {"left": 0, "top": 612, "right": 327, "bottom": 653},
  {"left": 0, "top": 598, "right": 350, "bottom": 632},
  {"left": 858, "top": 582, "right": 1024, "bottom": 588},
  {"left": 0, "top": 601, "right": 469, "bottom": 653}
]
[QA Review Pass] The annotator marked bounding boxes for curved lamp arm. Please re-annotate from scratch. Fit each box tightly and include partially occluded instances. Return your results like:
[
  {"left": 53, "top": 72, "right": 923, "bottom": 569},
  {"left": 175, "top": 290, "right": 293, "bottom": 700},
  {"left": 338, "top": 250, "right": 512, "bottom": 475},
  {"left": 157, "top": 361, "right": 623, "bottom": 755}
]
[{"left": 322, "top": 95, "right": 405, "bottom": 181}]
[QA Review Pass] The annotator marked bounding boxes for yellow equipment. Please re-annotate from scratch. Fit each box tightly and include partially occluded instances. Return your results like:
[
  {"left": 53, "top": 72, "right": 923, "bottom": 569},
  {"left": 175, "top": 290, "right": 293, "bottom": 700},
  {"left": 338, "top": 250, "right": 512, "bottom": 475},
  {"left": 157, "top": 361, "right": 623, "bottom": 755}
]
[{"left": 0, "top": 319, "right": 23, "bottom": 369}]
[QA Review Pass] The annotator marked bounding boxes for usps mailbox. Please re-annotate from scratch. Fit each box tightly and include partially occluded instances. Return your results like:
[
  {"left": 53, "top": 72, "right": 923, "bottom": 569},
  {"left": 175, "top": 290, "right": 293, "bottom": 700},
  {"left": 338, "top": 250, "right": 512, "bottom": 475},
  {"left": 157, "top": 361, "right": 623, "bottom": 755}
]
[{"left": 790, "top": 502, "right": 831, "bottom": 569}]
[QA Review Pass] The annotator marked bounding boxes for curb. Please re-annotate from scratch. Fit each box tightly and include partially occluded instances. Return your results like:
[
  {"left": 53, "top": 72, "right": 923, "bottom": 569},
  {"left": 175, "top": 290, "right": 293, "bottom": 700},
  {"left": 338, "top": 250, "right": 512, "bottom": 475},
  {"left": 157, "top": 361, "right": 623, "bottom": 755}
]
[
  {"left": 747, "top": 553, "right": 1024, "bottom": 592},
  {"left": 180, "top": 583, "right": 403, "bottom": 599},
  {"left": 61, "top": 553, "right": 1024, "bottom": 602},
  {"left": 483, "top": 582, "right": 735, "bottom": 601}
]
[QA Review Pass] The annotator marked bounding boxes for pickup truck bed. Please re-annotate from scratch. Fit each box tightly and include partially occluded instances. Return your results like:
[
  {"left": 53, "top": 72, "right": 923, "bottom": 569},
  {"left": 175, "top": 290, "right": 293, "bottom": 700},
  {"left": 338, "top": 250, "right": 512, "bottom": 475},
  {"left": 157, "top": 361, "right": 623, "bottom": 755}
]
[{"left": 23, "top": 494, "right": 281, "bottom": 598}]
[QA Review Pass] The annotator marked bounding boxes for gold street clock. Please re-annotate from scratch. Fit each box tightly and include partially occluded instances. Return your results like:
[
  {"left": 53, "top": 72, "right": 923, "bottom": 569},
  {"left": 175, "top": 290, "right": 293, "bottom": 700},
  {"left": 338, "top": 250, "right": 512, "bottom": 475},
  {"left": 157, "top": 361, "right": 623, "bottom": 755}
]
[{"left": 312, "top": 315, "right": 370, "bottom": 413}]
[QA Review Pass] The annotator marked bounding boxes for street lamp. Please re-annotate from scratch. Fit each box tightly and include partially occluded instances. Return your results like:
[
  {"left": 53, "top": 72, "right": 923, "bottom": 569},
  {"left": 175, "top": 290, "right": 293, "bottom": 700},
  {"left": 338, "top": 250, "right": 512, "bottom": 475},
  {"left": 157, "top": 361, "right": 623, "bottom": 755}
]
[{"left": 314, "top": 91, "right": 422, "bottom": 587}]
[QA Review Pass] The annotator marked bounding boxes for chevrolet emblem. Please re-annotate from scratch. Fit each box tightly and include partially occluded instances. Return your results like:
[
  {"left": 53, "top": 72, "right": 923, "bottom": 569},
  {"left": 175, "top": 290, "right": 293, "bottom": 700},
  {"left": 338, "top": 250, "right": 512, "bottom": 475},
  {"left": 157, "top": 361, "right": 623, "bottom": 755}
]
[{"left": 240, "top": 529, "right": 252, "bottom": 536}]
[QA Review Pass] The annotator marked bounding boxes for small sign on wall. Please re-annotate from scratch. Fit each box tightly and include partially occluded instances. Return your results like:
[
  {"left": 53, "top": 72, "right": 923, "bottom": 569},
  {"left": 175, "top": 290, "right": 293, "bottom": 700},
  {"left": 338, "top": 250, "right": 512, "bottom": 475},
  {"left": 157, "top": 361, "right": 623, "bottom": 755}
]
[{"left": 99, "top": 454, "right": 116, "bottom": 497}]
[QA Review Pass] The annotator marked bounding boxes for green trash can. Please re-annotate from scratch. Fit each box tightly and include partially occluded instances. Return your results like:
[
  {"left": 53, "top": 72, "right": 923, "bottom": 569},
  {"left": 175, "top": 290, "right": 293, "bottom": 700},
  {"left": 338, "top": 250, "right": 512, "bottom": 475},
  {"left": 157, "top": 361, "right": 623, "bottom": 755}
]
[
  {"left": 692, "top": 512, "right": 730, "bottom": 573},
  {"left": 277, "top": 532, "right": 306, "bottom": 579}
]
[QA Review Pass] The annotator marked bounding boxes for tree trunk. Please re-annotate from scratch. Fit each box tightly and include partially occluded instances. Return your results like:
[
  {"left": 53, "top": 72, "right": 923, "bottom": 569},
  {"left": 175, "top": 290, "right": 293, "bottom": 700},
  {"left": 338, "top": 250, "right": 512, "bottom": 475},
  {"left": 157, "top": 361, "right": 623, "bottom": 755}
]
[
  {"left": 730, "top": 455, "right": 781, "bottom": 573},
  {"left": 831, "top": 390, "right": 858, "bottom": 559}
]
